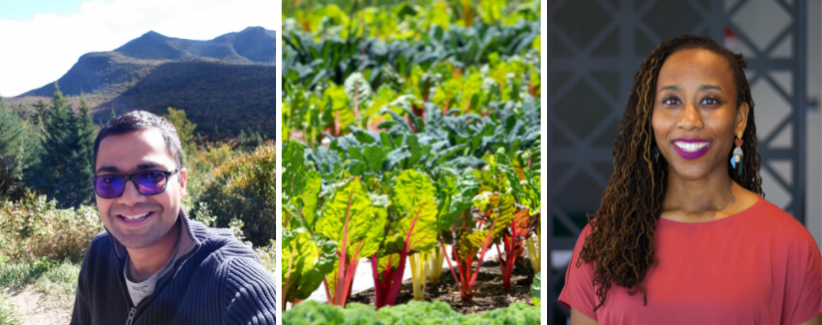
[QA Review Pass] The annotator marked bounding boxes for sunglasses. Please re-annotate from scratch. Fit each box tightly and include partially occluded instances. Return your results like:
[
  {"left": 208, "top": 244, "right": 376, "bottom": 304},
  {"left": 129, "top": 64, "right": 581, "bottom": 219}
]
[{"left": 91, "top": 169, "right": 179, "bottom": 199}]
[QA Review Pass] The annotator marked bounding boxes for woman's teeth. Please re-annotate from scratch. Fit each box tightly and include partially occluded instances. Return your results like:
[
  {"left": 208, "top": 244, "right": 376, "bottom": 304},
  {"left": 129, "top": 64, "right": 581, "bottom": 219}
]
[{"left": 674, "top": 142, "right": 709, "bottom": 152}]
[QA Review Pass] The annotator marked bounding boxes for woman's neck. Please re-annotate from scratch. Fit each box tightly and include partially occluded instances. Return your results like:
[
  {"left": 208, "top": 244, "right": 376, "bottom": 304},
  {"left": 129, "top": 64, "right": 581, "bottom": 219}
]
[{"left": 661, "top": 165, "right": 754, "bottom": 223}]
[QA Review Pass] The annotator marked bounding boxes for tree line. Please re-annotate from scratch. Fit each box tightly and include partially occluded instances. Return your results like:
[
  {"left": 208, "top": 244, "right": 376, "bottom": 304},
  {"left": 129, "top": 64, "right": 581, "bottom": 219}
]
[{"left": 0, "top": 83, "right": 95, "bottom": 207}]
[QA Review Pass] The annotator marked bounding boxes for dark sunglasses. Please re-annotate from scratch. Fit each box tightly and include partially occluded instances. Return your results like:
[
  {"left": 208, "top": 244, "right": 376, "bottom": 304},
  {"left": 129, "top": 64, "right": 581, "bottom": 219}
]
[{"left": 91, "top": 169, "right": 179, "bottom": 199}]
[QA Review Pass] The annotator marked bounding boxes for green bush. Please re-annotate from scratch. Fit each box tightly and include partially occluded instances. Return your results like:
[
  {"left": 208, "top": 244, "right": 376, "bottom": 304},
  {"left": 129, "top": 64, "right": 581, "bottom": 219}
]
[
  {"left": 282, "top": 300, "right": 540, "bottom": 325},
  {"left": 255, "top": 239, "right": 277, "bottom": 274},
  {"left": 195, "top": 143, "right": 276, "bottom": 247},
  {"left": 0, "top": 191, "right": 103, "bottom": 263}
]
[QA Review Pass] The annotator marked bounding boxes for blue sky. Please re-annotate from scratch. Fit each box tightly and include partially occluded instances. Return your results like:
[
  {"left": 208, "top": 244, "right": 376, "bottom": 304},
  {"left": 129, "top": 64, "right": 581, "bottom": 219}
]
[
  {"left": 0, "top": 0, "right": 278, "bottom": 97},
  {"left": 0, "top": 0, "right": 108, "bottom": 21}
]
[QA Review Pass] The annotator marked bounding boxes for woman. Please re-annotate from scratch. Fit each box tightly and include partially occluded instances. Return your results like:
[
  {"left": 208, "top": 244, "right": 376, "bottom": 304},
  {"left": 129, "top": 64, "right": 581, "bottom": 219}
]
[{"left": 558, "top": 34, "right": 822, "bottom": 324}]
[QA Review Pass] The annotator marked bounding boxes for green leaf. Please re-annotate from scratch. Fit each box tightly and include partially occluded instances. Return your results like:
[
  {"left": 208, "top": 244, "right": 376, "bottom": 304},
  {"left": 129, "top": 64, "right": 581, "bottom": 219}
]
[
  {"left": 317, "top": 178, "right": 385, "bottom": 261},
  {"left": 391, "top": 170, "right": 438, "bottom": 254},
  {"left": 343, "top": 72, "right": 373, "bottom": 114},
  {"left": 348, "top": 144, "right": 386, "bottom": 176},
  {"left": 282, "top": 230, "right": 337, "bottom": 302},
  {"left": 447, "top": 169, "right": 480, "bottom": 218},
  {"left": 531, "top": 272, "right": 541, "bottom": 308},
  {"left": 295, "top": 171, "right": 322, "bottom": 228},
  {"left": 495, "top": 148, "right": 524, "bottom": 199},
  {"left": 434, "top": 173, "right": 459, "bottom": 232}
]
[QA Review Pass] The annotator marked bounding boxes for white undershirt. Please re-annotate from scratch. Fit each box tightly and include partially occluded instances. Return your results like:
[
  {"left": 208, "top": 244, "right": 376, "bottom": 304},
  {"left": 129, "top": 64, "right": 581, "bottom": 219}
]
[{"left": 123, "top": 227, "right": 181, "bottom": 306}]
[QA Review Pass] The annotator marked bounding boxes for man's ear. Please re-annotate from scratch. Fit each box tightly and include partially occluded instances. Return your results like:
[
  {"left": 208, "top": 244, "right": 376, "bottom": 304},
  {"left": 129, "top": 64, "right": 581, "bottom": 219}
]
[{"left": 179, "top": 168, "right": 187, "bottom": 198}]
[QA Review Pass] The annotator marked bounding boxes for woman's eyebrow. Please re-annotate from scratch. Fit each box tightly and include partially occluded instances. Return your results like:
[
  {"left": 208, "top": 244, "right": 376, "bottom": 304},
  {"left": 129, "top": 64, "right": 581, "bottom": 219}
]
[
  {"left": 659, "top": 84, "right": 722, "bottom": 92},
  {"left": 698, "top": 84, "right": 722, "bottom": 92}
]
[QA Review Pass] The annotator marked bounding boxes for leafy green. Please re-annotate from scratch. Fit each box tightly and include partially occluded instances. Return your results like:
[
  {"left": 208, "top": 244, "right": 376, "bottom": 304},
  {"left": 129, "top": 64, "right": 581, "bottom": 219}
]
[
  {"left": 316, "top": 177, "right": 386, "bottom": 305},
  {"left": 531, "top": 272, "right": 541, "bottom": 308},
  {"left": 283, "top": 300, "right": 540, "bottom": 325},
  {"left": 282, "top": 230, "right": 337, "bottom": 304}
]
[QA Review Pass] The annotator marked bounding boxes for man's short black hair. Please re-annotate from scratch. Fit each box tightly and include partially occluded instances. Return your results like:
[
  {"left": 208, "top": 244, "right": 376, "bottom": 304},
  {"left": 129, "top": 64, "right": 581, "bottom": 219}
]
[{"left": 93, "top": 110, "right": 183, "bottom": 170}]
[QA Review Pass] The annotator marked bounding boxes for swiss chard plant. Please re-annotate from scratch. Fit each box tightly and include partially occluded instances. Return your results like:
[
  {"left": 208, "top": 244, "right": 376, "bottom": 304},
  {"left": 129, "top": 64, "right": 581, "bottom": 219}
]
[
  {"left": 282, "top": 140, "right": 336, "bottom": 311},
  {"left": 370, "top": 170, "right": 438, "bottom": 308},
  {"left": 490, "top": 147, "right": 541, "bottom": 290},
  {"left": 316, "top": 177, "right": 386, "bottom": 307},
  {"left": 282, "top": 229, "right": 336, "bottom": 311},
  {"left": 436, "top": 169, "right": 507, "bottom": 302}
]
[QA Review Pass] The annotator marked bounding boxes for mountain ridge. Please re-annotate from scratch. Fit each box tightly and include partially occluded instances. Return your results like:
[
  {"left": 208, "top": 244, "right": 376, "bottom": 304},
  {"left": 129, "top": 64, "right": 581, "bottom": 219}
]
[{"left": 8, "top": 27, "right": 276, "bottom": 138}]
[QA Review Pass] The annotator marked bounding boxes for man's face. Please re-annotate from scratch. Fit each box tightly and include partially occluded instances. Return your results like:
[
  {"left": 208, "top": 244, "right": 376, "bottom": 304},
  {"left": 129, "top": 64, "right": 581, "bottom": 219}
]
[{"left": 94, "top": 128, "right": 187, "bottom": 249}]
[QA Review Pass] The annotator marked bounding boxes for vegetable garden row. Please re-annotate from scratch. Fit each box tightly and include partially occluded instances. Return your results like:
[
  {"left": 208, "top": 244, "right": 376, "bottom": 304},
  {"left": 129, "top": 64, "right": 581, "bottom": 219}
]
[{"left": 282, "top": 0, "right": 542, "bottom": 322}]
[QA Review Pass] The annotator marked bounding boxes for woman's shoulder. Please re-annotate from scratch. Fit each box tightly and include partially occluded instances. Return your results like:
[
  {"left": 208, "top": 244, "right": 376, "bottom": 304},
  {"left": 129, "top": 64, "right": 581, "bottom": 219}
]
[{"left": 746, "top": 198, "right": 818, "bottom": 250}]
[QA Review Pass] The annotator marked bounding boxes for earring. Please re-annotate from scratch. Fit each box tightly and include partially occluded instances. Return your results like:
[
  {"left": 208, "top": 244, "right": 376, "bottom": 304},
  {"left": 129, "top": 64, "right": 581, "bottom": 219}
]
[
  {"left": 653, "top": 146, "right": 660, "bottom": 163},
  {"left": 731, "top": 131, "right": 744, "bottom": 175}
]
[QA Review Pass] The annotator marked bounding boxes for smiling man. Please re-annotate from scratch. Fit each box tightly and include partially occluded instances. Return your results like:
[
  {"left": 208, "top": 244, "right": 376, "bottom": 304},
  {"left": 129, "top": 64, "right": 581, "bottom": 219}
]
[{"left": 70, "top": 111, "right": 276, "bottom": 325}]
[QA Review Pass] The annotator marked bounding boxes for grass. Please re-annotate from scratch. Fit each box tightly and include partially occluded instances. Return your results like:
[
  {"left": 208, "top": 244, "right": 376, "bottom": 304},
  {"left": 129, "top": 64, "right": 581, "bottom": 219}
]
[
  {"left": 0, "top": 258, "right": 80, "bottom": 294},
  {"left": 34, "top": 261, "right": 81, "bottom": 296},
  {"left": 0, "top": 259, "right": 51, "bottom": 289},
  {"left": 0, "top": 258, "right": 81, "bottom": 317},
  {"left": 0, "top": 293, "right": 19, "bottom": 325}
]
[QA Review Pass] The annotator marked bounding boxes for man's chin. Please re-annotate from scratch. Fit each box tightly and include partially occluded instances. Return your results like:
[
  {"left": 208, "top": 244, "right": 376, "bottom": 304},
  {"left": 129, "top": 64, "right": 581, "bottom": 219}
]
[{"left": 112, "top": 231, "right": 161, "bottom": 249}]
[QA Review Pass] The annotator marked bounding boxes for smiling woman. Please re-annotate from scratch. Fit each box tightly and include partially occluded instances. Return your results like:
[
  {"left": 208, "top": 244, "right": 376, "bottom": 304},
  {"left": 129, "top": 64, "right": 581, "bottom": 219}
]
[{"left": 557, "top": 34, "right": 822, "bottom": 325}]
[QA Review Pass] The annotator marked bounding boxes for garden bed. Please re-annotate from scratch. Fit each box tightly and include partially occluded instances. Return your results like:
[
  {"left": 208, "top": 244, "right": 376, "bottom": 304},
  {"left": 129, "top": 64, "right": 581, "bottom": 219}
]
[{"left": 348, "top": 256, "right": 535, "bottom": 314}]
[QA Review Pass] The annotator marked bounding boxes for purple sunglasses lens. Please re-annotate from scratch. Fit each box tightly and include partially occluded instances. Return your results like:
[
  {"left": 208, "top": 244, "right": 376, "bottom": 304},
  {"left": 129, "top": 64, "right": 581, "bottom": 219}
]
[
  {"left": 93, "top": 171, "right": 169, "bottom": 198},
  {"left": 136, "top": 171, "right": 168, "bottom": 195},
  {"left": 95, "top": 176, "right": 125, "bottom": 198}
]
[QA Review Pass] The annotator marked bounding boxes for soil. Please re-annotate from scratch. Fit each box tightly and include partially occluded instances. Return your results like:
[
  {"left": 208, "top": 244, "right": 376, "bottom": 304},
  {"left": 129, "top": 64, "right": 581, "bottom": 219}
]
[
  {"left": 5, "top": 286, "right": 72, "bottom": 325},
  {"left": 347, "top": 254, "right": 536, "bottom": 315}
]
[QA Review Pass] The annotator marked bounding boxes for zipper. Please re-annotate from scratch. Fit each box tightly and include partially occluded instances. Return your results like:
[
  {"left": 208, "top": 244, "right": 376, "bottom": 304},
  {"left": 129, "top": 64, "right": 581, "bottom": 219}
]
[{"left": 125, "top": 307, "right": 136, "bottom": 325}]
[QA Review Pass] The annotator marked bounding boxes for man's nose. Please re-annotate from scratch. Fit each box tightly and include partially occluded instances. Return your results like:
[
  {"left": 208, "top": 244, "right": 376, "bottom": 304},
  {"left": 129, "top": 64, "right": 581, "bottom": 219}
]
[{"left": 118, "top": 179, "right": 147, "bottom": 204}]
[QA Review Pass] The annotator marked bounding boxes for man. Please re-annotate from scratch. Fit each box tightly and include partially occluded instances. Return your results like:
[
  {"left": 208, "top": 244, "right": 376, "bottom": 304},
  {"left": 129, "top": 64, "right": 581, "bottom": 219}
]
[{"left": 71, "top": 111, "right": 276, "bottom": 325}]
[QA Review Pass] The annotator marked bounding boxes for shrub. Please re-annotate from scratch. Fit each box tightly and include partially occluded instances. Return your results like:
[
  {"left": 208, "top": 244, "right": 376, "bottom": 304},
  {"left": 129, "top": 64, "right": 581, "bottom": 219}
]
[
  {"left": 195, "top": 143, "right": 275, "bottom": 247},
  {"left": 255, "top": 239, "right": 277, "bottom": 275},
  {"left": 0, "top": 191, "right": 103, "bottom": 263}
]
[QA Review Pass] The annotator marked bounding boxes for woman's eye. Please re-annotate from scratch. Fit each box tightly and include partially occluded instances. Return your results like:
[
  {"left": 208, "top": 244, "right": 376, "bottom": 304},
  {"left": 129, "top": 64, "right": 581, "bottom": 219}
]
[
  {"left": 702, "top": 97, "right": 719, "bottom": 105},
  {"left": 663, "top": 97, "right": 680, "bottom": 105}
]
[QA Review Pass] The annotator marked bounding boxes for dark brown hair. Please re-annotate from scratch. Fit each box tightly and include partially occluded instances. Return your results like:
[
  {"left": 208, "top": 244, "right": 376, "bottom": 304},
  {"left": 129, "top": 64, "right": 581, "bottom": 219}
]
[
  {"left": 577, "top": 34, "right": 764, "bottom": 310},
  {"left": 93, "top": 110, "right": 183, "bottom": 169}
]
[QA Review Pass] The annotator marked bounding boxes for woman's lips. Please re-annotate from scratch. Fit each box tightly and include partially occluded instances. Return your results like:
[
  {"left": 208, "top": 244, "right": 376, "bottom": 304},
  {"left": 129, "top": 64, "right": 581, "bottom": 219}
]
[{"left": 672, "top": 139, "right": 711, "bottom": 159}]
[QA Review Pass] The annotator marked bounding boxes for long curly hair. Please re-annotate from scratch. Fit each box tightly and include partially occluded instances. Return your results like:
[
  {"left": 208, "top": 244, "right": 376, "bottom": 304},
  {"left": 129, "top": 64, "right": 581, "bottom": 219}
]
[{"left": 576, "top": 34, "right": 764, "bottom": 310}]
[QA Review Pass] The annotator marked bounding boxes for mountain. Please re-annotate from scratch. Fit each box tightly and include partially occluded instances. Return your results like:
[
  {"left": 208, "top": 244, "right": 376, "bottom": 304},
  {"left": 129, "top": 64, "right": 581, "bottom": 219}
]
[{"left": 12, "top": 27, "right": 276, "bottom": 138}]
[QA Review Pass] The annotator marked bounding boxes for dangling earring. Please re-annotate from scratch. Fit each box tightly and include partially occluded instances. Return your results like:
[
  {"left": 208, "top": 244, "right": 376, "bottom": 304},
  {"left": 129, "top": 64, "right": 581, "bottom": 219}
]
[
  {"left": 731, "top": 131, "right": 744, "bottom": 175},
  {"left": 654, "top": 146, "right": 660, "bottom": 163}
]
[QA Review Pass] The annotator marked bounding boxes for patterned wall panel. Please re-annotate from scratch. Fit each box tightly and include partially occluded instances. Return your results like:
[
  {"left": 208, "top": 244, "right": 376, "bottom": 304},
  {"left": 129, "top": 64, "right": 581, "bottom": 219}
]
[{"left": 546, "top": 0, "right": 806, "bottom": 323}]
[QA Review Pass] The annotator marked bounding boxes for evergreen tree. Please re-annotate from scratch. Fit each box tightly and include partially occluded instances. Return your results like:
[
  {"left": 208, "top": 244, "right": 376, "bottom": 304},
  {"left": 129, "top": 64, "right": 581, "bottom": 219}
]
[
  {"left": 0, "top": 94, "right": 27, "bottom": 200},
  {"left": 25, "top": 83, "right": 95, "bottom": 208},
  {"left": 66, "top": 96, "right": 96, "bottom": 204},
  {"left": 32, "top": 99, "right": 48, "bottom": 127}
]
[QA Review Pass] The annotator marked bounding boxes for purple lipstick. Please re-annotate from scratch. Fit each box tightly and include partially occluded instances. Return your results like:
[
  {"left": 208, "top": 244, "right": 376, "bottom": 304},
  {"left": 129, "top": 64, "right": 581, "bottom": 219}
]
[{"left": 672, "top": 138, "right": 711, "bottom": 159}]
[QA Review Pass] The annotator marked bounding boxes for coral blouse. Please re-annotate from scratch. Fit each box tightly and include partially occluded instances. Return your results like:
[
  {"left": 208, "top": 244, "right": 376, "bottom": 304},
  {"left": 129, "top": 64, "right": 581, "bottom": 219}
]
[{"left": 559, "top": 198, "right": 822, "bottom": 324}]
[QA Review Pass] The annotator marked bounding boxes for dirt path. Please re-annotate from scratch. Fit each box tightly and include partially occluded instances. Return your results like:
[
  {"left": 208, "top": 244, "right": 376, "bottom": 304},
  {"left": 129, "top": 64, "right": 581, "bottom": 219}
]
[{"left": 5, "top": 286, "right": 72, "bottom": 325}]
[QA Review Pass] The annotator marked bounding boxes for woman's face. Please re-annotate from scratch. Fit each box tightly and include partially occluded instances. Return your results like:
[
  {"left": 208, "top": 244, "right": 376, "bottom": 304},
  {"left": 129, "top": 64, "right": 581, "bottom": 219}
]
[{"left": 652, "top": 48, "right": 749, "bottom": 181}]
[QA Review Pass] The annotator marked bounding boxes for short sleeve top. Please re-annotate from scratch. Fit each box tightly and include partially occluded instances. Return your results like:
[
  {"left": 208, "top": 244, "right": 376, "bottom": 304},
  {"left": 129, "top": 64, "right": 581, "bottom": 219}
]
[{"left": 558, "top": 198, "right": 822, "bottom": 325}]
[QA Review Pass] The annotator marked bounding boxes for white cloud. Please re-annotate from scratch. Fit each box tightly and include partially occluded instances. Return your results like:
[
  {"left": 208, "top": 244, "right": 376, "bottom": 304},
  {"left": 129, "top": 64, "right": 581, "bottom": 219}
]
[{"left": 0, "top": 0, "right": 277, "bottom": 97}]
